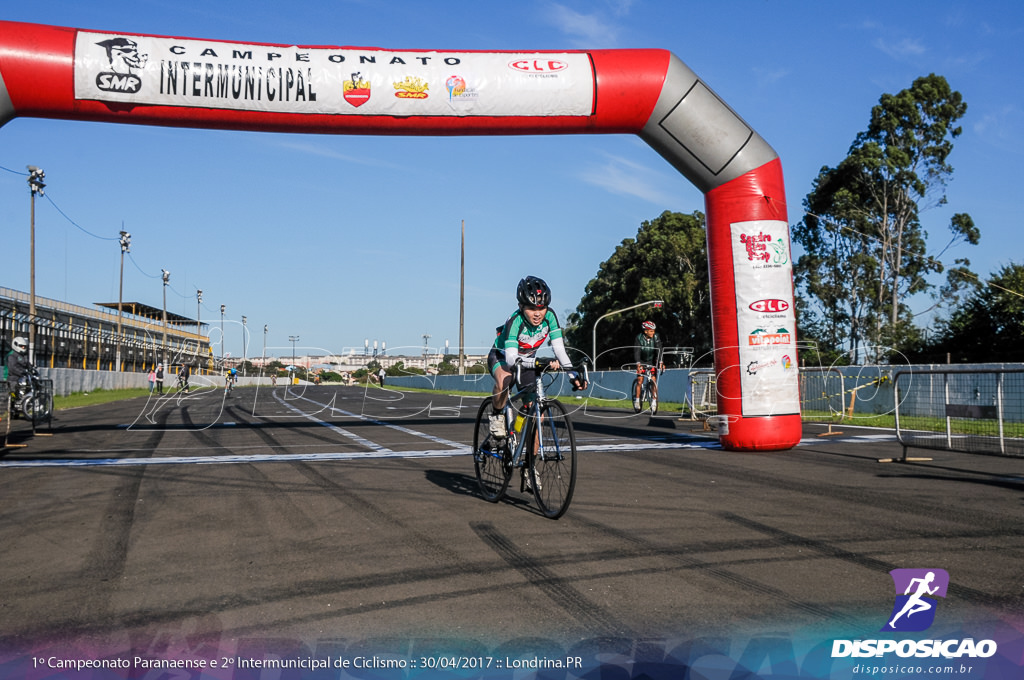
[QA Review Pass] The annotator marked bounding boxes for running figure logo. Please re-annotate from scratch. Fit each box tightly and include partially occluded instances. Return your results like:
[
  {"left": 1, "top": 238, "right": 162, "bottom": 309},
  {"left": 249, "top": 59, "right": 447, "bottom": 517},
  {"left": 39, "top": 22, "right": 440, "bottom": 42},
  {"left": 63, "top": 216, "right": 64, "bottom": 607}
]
[{"left": 882, "top": 568, "right": 949, "bottom": 632}]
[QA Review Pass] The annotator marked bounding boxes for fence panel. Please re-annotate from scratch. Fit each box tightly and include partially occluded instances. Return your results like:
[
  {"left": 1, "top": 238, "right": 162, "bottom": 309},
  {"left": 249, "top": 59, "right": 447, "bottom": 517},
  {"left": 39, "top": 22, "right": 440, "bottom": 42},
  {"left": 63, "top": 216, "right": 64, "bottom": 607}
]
[
  {"left": 894, "top": 369, "right": 1024, "bottom": 457},
  {"left": 688, "top": 369, "right": 716, "bottom": 420},
  {"left": 799, "top": 368, "right": 845, "bottom": 423}
]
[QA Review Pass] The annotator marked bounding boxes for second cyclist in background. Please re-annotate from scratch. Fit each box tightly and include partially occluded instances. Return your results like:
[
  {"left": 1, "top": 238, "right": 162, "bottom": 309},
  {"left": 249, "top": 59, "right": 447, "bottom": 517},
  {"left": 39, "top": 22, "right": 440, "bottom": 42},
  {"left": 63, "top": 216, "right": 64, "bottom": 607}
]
[
  {"left": 488, "top": 276, "right": 586, "bottom": 444},
  {"left": 634, "top": 320, "right": 664, "bottom": 411},
  {"left": 225, "top": 367, "right": 238, "bottom": 392}
]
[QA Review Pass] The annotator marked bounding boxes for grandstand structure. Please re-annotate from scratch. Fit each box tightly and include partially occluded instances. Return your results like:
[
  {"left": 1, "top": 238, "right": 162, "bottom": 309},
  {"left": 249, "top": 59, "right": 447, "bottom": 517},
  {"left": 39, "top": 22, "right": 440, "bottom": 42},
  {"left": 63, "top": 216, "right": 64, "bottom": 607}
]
[{"left": 0, "top": 286, "right": 212, "bottom": 372}]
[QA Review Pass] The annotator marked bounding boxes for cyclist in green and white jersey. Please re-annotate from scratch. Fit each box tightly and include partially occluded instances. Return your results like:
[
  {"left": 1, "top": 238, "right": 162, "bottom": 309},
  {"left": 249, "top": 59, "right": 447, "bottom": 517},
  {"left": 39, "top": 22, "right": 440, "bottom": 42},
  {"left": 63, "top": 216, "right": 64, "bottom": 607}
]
[{"left": 487, "top": 276, "right": 586, "bottom": 440}]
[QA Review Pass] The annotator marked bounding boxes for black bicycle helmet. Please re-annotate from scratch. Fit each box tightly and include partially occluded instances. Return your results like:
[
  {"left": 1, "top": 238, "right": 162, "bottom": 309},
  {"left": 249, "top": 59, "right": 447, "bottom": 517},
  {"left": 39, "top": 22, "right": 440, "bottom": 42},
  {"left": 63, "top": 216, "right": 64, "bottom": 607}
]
[{"left": 516, "top": 276, "right": 551, "bottom": 307}]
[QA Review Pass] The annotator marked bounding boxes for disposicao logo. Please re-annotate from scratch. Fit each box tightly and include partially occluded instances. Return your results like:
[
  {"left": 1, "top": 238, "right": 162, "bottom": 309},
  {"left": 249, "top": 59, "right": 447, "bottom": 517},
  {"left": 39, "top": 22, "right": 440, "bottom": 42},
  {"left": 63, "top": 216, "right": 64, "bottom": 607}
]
[
  {"left": 883, "top": 568, "right": 948, "bottom": 632},
  {"left": 831, "top": 568, "right": 998, "bottom": 660}
]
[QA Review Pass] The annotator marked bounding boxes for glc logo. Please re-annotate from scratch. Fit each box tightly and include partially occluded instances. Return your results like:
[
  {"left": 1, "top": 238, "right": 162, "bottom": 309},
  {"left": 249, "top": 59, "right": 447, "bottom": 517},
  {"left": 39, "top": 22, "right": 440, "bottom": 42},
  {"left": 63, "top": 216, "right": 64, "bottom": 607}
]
[
  {"left": 508, "top": 59, "right": 568, "bottom": 73},
  {"left": 883, "top": 568, "right": 949, "bottom": 632},
  {"left": 749, "top": 299, "right": 789, "bottom": 313}
]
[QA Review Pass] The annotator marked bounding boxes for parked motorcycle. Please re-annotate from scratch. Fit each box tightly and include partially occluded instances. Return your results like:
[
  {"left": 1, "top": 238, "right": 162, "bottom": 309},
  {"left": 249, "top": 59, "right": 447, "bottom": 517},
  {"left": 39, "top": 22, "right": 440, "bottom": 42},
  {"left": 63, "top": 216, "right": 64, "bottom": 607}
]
[{"left": 8, "top": 366, "right": 52, "bottom": 421}]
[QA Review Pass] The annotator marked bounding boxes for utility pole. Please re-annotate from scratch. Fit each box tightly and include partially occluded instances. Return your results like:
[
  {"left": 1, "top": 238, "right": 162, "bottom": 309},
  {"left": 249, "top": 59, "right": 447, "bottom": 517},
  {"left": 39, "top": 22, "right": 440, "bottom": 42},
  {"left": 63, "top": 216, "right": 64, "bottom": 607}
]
[{"left": 459, "top": 219, "right": 465, "bottom": 375}]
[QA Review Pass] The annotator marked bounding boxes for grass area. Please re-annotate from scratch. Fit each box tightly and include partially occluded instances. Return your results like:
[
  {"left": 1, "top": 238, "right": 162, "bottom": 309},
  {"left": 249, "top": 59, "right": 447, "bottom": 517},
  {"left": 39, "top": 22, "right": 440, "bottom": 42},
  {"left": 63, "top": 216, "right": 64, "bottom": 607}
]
[
  {"left": 802, "top": 408, "right": 1024, "bottom": 435},
  {"left": 52, "top": 384, "right": 268, "bottom": 410},
  {"left": 54, "top": 388, "right": 154, "bottom": 410},
  {"left": 62, "top": 385, "right": 1016, "bottom": 437},
  {"left": 802, "top": 409, "right": 896, "bottom": 429}
]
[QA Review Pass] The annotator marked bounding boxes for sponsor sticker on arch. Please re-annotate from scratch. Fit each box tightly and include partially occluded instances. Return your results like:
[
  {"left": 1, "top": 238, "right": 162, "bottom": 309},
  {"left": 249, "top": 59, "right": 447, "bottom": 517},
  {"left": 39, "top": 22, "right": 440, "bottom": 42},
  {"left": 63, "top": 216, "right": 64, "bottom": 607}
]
[
  {"left": 732, "top": 219, "right": 799, "bottom": 416},
  {"left": 73, "top": 31, "right": 595, "bottom": 117}
]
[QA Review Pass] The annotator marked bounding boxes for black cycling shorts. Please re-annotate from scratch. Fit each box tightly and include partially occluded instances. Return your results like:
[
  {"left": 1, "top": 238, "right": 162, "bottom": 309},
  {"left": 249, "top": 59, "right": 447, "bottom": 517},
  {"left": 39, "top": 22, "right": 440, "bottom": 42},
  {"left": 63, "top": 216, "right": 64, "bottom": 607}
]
[{"left": 487, "top": 348, "right": 537, "bottom": 389}]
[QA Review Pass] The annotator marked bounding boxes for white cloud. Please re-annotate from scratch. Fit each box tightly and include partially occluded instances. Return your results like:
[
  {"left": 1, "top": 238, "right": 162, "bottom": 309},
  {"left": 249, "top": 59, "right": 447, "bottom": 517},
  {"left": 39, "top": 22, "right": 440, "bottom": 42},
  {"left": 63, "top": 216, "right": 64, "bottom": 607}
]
[
  {"left": 972, "top": 105, "right": 1023, "bottom": 151},
  {"left": 275, "top": 140, "right": 405, "bottom": 170},
  {"left": 753, "top": 66, "right": 790, "bottom": 88},
  {"left": 873, "top": 36, "right": 926, "bottom": 59},
  {"left": 578, "top": 153, "right": 677, "bottom": 205},
  {"left": 547, "top": 3, "right": 619, "bottom": 48}
]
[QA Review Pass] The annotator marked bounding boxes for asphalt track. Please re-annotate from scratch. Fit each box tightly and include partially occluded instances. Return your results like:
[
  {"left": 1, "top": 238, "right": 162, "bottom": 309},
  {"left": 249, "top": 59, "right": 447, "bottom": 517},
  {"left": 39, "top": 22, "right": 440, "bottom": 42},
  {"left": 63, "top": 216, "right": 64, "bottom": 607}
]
[{"left": 1, "top": 382, "right": 1022, "bottom": 668}]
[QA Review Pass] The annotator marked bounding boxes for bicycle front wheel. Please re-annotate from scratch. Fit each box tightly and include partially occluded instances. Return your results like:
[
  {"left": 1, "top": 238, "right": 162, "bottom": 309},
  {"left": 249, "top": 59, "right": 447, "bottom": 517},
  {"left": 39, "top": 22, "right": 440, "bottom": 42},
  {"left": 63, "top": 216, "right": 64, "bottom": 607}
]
[
  {"left": 473, "top": 397, "right": 512, "bottom": 502},
  {"left": 528, "top": 399, "right": 577, "bottom": 519},
  {"left": 647, "top": 379, "right": 658, "bottom": 415}
]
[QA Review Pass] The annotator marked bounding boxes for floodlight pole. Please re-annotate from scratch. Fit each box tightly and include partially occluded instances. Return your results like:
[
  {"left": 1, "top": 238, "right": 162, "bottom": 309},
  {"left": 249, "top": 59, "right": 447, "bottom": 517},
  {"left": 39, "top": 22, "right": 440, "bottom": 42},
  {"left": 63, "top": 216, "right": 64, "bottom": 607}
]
[
  {"left": 26, "top": 165, "right": 45, "bottom": 366},
  {"left": 116, "top": 229, "right": 130, "bottom": 372},
  {"left": 591, "top": 299, "right": 663, "bottom": 371},
  {"left": 241, "top": 315, "right": 247, "bottom": 376},
  {"left": 220, "top": 304, "right": 225, "bottom": 364},
  {"left": 289, "top": 335, "right": 299, "bottom": 380},
  {"left": 192, "top": 289, "right": 202, "bottom": 371},
  {"left": 161, "top": 269, "right": 169, "bottom": 367}
]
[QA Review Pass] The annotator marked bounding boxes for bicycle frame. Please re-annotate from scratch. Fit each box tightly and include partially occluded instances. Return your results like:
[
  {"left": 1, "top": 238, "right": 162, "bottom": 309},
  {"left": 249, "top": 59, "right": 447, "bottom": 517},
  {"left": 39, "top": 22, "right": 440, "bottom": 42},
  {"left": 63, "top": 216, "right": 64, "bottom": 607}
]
[
  {"left": 502, "top": 363, "right": 552, "bottom": 470},
  {"left": 642, "top": 364, "right": 659, "bottom": 392}
]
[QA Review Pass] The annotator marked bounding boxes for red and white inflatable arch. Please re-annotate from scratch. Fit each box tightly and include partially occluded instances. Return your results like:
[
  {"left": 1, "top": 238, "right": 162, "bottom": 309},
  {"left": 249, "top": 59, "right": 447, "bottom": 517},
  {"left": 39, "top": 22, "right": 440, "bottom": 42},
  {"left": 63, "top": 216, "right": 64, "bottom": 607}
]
[{"left": 0, "top": 21, "right": 801, "bottom": 450}]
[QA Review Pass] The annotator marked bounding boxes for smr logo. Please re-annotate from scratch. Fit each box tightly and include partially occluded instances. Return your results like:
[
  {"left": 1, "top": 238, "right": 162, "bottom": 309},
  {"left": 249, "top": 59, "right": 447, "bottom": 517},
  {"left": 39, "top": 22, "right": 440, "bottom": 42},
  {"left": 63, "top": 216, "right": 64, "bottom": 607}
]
[
  {"left": 882, "top": 568, "right": 949, "bottom": 632},
  {"left": 94, "top": 37, "right": 148, "bottom": 93}
]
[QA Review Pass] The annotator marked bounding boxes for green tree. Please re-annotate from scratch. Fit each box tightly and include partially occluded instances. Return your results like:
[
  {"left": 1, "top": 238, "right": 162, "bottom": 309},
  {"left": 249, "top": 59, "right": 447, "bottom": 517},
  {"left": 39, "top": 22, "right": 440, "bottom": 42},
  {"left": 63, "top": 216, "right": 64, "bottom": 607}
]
[
  {"left": 919, "top": 263, "right": 1024, "bottom": 363},
  {"left": 565, "top": 210, "right": 711, "bottom": 369},
  {"left": 435, "top": 354, "right": 459, "bottom": 375},
  {"left": 793, "top": 74, "right": 978, "bottom": 363}
]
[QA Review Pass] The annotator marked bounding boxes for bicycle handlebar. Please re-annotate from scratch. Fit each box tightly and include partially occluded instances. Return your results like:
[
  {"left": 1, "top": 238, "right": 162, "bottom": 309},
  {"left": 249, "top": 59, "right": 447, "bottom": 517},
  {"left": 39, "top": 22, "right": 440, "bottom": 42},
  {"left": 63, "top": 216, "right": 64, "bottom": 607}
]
[{"left": 514, "top": 357, "right": 589, "bottom": 391}]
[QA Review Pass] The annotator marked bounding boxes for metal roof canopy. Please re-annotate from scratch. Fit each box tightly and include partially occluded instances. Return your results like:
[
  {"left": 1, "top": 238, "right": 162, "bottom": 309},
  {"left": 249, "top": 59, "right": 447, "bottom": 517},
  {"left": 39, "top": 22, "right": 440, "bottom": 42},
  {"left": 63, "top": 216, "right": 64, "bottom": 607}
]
[{"left": 94, "top": 301, "right": 202, "bottom": 327}]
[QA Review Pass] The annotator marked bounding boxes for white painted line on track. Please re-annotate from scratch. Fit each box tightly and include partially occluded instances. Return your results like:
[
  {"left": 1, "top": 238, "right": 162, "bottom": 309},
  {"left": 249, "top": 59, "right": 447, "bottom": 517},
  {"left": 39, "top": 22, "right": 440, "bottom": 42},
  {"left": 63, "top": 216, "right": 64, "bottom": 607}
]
[
  {"left": 284, "top": 389, "right": 467, "bottom": 451},
  {"left": 0, "top": 448, "right": 473, "bottom": 468},
  {"left": 0, "top": 440, "right": 721, "bottom": 468},
  {"left": 798, "top": 434, "right": 897, "bottom": 445},
  {"left": 274, "top": 391, "right": 392, "bottom": 452}
]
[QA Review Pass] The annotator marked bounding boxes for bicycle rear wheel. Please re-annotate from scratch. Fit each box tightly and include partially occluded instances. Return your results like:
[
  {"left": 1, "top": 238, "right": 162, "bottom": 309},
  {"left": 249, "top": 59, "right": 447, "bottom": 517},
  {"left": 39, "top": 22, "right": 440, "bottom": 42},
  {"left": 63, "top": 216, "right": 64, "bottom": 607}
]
[
  {"left": 473, "top": 398, "right": 512, "bottom": 502},
  {"left": 528, "top": 400, "right": 577, "bottom": 519},
  {"left": 630, "top": 377, "right": 642, "bottom": 413}
]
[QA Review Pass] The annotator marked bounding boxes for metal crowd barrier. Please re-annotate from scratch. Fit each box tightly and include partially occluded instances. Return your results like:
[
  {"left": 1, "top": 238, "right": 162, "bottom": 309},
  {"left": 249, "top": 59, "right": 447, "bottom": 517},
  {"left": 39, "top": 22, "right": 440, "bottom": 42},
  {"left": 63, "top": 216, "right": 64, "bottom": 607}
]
[
  {"left": 894, "top": 369, "right": 1024, "bottom": 458},
  {"left": 688, "top": 369, "right": 716, "bottom": 420},
  {"left": 799, "top": 367, "right": 846, "bottom": 424}
]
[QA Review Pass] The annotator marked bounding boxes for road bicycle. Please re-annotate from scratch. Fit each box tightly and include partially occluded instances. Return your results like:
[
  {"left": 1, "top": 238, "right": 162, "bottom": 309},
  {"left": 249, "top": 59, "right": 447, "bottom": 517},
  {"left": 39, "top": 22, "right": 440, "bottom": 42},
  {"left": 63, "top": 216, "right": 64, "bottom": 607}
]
[
  {"left": 472, "top": 357, "right": 586, "bottom": 519},
  {"left": 632, "top": 363, "right": 660, "bottom": 415}
]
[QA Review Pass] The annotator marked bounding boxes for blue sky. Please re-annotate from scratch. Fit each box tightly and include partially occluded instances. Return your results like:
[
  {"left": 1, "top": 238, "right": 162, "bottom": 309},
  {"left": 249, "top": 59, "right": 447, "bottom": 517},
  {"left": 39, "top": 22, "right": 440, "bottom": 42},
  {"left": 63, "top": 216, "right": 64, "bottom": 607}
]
[{"left": 1, "top": 0, "right": 1021, "bottom": 361}]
